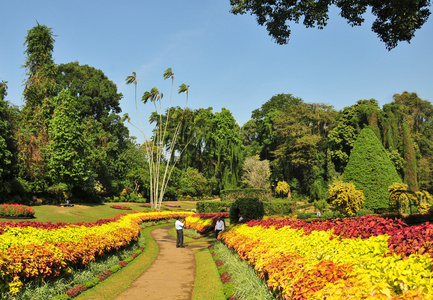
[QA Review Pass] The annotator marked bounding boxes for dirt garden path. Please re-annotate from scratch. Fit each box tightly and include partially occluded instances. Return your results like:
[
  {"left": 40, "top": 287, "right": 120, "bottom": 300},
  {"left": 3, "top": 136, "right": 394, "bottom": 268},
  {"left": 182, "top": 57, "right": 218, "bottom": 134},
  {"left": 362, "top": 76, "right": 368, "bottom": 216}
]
[{"left": 114, "top": 226, "right": 204, "bottom": 300}]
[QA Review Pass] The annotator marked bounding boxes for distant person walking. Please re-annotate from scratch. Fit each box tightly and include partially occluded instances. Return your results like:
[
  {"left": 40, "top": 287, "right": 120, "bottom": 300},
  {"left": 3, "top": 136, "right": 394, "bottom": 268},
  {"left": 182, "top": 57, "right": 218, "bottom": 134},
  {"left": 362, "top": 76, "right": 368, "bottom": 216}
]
[
  {"left": 175, "top": 217, "right": 186, "bottom": 248},
  {"left": 317, "top": 211, "right": 321, "bottom": 219},
  {"left": 214, "top": 216, "right": 225, "bottom": 238}
]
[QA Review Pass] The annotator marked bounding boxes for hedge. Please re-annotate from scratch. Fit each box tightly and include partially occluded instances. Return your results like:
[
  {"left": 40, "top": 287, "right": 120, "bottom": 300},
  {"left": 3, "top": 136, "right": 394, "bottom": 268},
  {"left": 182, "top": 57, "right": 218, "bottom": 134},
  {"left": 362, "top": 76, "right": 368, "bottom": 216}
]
[
  {"left": 196, "top": 201, "right": 232, "bottom": 213},
  {"left": 197, "top": 200, "right": 294, "bottom": 216},
  {"left": 220, "top": 189, "right": 272, "bottom": 202}
]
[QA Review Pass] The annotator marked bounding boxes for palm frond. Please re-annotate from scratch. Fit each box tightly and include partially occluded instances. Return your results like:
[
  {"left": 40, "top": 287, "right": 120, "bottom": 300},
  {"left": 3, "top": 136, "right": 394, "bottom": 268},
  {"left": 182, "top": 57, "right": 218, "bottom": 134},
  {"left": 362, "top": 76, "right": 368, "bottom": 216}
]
[
  {"left": 163, "top": 68, "right": 173, "bottom": 80},
  {"left": 178, "top": 83, "right": 189, "bottom": 94},
  {"left": 125, "top": 72, "right": 137, "bottom": 85}
]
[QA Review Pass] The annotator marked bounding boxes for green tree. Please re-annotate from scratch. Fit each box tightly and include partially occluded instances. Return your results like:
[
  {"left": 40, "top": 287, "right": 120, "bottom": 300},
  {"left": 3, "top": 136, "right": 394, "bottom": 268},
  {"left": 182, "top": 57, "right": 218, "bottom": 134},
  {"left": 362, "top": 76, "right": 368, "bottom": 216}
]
[
  {"left": 0, "top": 81, "right": 20, "bottom": 201},
  {"left": 402, "top": 123, "right": 418, "bottom": 192},
  {"left": 19, "top": 23, "right": 58, "bottom": 188},
  {"left": 342, "top": 127, "right": 402, "bottom": 212},
  {"left": 57, "top": 62, "right": 130, "bottom": 193},
  {"left": 229, "top": 0, "right": 431, "bottom": 50},
  {"left": 46, "top": 90, "right": 90, "bottom": 196},
  {"left": 213, "top": 108, "right": 244, "bottom": 191},
  {"left": 176, "top": 167, "right": 211, "bottom": 198},
  {"left": 272, "top": 101, "right": 336, "bottom": 199}
]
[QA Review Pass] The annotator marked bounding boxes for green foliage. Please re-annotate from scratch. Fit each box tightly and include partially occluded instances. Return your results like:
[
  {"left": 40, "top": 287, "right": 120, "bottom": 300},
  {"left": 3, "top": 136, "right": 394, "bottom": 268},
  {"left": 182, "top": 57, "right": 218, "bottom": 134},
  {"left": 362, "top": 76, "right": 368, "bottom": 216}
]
[
  {"left": 229, "top": 0, "right": 431, "bottom": 50},
  {"left": 357, "top": 209, "right": 375, "bottom": 217},
  {"left": 342, "top": 127, "right": 401, "bottom": 212},
  {"left": 0, "top": 88, "right": 19, "bottom": 201},
  {"left": 402, "top": 123, "right": 418, "bottom": 191},
  {"left": 196, "top": 201, "right": 232, "bottom": 213},
  {"left": 388, "top": 182, "right": 433, "bottom": 214},
  {"left": 313, "top": 199, "right": 329, "bottom": 212},
  {"left": 229, "top": 197, "right": 265, "bottom": 224},
  {"left": 83, "top": 277, "right": 100, "bottom": 289},
  {"left": 47, "top": 90, "right": 90, "bottom": 192},
  {"left": 328, "top": 181, "right": 365, "bottom": 217},
  {"left": 296, "top": 212, "right": 317, "bottom": 220},
  {"left": 176, "top": 167, "right": 211, "bottom": 198},
  {"left": 108, "top": 265, "right": 122, "bottom": 273},
  {"left": 220, "top": 188, "right": 272, "bottom": 202},
  {"left": 263, "top": 200, "right": 293, "bottom": 216},
  {"left": 51, "top": 295, "right": 70, "bottom": 300}
]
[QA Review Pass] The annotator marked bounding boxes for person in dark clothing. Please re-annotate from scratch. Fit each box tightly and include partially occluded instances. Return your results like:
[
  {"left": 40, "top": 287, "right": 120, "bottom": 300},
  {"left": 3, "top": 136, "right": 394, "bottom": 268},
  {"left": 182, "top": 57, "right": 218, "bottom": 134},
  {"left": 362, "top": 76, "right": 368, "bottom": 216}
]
[{"left": 175, "top": 217, "right": 186, "bottom": 248}]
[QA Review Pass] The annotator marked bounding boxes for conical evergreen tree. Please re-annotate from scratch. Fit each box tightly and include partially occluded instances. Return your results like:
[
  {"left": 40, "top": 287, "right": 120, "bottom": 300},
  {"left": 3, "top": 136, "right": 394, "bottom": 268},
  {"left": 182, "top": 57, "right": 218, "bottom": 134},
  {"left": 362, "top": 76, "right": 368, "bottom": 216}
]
[
  {"left": 402, "top": 123, "right": 418, "bottom": 192},
  {"left": 342, "top": 127, "right": 402, "bottom": 212}
]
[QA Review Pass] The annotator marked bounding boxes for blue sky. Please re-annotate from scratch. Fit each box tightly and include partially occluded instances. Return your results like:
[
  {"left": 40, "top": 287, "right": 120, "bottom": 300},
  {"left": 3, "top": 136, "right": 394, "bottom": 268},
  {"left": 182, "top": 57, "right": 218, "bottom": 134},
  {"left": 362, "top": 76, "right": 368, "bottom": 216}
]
[{"left": 1, "top": 1, "right": 432, "bottom": 143}]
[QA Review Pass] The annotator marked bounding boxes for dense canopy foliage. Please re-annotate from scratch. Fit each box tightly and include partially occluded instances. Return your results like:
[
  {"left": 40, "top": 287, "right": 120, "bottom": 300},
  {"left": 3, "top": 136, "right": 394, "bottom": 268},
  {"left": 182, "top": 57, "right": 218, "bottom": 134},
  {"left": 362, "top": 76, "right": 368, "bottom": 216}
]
[{"left": 229, "top": 0, "right": 431, "bottom": 50}]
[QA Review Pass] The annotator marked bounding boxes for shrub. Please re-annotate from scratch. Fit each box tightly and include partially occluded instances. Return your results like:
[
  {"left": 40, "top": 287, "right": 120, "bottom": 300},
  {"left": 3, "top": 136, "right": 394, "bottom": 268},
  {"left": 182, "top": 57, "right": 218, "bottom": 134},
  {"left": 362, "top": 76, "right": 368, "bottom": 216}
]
[
  {"left": 51, "top": 294, "right": 71, "bottom": 300},
  {"left": 275, "top": 181, "right": 290, "bottom": 198},
  {"left": 263, "top": 200, "right": 293, "bottom": 216},
  {"left": 229, "top": 197, "right": 265, "bottom": 224},
  {"left": 83, "top": 277, "right": 100, "bottom": 289},
  {"left": 221, "top": 188, "right": 272, "bottom": 201},
  {"left": 296, "top": 212, "right": 316, "bottom": 219},
  {"left": 109, "top": 265, "right": 122, "bottom": 273},
  {"left": 0, "top": 203, "right": 35, "bottom": 218},
  {"left": 328, "top": 181, "right": 364, "bottom": 217},
  {"left": 196, "top": 201, "right": 232, "bottom": 213},
  {"left": 389, "top": 182, "right": 433, "bottom": 214},
  {"left": 357, "top": 209, "right": 375, "bottom": 217},
  {"left": 313, "top": 199, "right": 329, "bottom": 212}
]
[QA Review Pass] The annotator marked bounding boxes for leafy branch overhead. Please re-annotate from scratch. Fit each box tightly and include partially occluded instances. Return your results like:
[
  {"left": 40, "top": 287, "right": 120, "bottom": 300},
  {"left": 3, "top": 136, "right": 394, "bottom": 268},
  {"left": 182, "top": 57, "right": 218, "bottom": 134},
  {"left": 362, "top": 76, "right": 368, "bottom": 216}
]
[{"left": 229, "top": 0, "right": 431, "bottom": 50}]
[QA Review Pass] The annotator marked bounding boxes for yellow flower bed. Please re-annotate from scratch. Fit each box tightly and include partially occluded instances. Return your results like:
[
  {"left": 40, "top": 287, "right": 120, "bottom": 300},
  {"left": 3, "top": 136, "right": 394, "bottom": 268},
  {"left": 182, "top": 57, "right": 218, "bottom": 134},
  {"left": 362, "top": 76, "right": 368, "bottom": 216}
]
[
  {"left": 220, "top": 224, "right": 433, "bottom": 299},
  {"left": 0, "top": 211, "right": 194, "bottom": 295}
]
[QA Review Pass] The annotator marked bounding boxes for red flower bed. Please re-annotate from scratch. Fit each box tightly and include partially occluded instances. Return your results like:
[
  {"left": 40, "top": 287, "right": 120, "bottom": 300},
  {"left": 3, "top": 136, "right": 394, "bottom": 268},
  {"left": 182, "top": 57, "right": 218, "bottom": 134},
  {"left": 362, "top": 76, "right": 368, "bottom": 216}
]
[
  {"left": 65, "top": 284, "right": 86, "bottom": 298},
  {"left": 0, "top": 204, "right": 35, "bottom": 218},
  {"left": 95, "top": 270, "right": 112, "bottom": 281},
  {"left": 110, "top": 205, "right": 131, "bottom": 210},
  {"left": 220, "top": 272, "right": 231, "bottom": 284}
]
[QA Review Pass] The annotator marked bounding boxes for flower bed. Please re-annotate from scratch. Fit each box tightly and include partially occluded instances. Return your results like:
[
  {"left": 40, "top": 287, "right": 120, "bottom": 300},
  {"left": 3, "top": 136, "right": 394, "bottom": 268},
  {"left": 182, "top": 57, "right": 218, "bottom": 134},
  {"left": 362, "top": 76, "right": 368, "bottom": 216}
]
[
  {"left": 0, "top": 204, "right": 35, "bottom": 218},
  {"left": 184, "top": 212, "right": 229, "bottom": 234},
  {"left": 110, "top": 205, "right": 131, "bottom": 210},
  {"left": 0, "top": 210, "right": 194, "bottom": 295},
  {"left": 219, "top": 215, "right": 433, "bottom": 299}
]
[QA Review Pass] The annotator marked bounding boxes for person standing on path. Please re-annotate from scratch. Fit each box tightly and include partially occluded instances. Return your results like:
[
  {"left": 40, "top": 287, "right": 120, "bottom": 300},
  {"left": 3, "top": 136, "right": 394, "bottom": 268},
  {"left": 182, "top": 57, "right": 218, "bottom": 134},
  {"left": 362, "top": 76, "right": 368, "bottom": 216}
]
[
  {"left": 175, "top": 217, "right": 186, "bottom": 248},
  {"left": 214, "top": 216, "right": 225, "bottom": 238}
]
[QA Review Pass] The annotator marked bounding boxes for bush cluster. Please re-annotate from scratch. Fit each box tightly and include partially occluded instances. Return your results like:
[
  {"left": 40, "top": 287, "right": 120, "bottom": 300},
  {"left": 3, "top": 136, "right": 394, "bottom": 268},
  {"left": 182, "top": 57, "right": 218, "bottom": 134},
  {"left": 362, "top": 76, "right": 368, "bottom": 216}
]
[
  {"left": 220, "top": 189, "right": 272, "bottom": 202},
  {"left": 196, "top": 201, "right": 232, "bottom": 213},
  {"left": 229, "top": 198, "right": 264, "bottom": 224}
]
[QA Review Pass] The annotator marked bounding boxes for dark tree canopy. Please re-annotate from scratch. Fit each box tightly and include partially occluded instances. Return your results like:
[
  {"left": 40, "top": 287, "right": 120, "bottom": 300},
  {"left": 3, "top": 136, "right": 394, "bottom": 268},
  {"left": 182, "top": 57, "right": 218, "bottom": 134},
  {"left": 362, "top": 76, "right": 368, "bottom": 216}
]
[{"left": 229, "top": 0, "right": 431, "bottom": 50}]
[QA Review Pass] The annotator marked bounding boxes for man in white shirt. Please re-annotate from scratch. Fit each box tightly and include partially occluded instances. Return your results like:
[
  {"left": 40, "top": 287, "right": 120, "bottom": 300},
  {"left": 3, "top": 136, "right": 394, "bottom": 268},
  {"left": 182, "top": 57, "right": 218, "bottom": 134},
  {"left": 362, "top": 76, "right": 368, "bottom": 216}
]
[
  {"left": 214, "top": 216, "right": 225, "bottom": 238},
  {"left": 175, "top": 217, "right": 186, "bottom": 248}
]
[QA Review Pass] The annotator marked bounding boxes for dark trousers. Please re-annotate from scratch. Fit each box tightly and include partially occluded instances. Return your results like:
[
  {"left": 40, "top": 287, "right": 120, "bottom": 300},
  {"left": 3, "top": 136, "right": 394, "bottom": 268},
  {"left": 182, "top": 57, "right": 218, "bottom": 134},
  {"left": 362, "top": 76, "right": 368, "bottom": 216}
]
[
  {"left": 176, "top": 229, "right": 184, "bottom": 247},
  {"left": 215, "top": 230, "right": 222, "bottom": 239}
]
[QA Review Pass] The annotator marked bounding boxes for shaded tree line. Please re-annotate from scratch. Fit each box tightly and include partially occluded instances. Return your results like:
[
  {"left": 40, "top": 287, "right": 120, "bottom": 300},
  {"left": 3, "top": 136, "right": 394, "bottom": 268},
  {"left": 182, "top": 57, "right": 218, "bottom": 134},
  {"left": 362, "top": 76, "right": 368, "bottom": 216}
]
[{"left": 241, "top": 92, "right": 433, "bottom": 202}]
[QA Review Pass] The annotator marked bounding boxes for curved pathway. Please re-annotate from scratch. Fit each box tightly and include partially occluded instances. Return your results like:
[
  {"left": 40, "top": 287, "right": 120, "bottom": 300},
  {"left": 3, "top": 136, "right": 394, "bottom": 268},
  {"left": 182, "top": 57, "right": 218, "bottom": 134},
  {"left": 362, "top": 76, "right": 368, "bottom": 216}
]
[{"left": 114, "top": 226, "right": 202, "bottom": 300}]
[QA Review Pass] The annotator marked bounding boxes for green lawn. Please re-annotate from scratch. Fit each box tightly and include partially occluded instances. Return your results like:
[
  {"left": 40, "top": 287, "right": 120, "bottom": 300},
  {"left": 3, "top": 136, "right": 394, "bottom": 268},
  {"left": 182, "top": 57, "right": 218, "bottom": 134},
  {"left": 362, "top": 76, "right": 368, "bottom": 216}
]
[{"left": 0, "top": 201, "right": 199, "bottom": 223}]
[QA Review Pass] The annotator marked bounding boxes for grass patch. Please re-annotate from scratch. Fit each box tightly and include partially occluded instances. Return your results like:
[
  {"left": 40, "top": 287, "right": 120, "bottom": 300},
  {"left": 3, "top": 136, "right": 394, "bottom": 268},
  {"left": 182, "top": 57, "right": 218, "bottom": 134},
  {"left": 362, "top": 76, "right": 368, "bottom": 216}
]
[
  {"left": 193, "top": 247, "right": 225, "bottom": 300},
  {"left": 213, "top": 241, "right": 275, "bottom": 300},
  {"left": 73, "top": 223, "right": 165, "bottom": 300}
]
